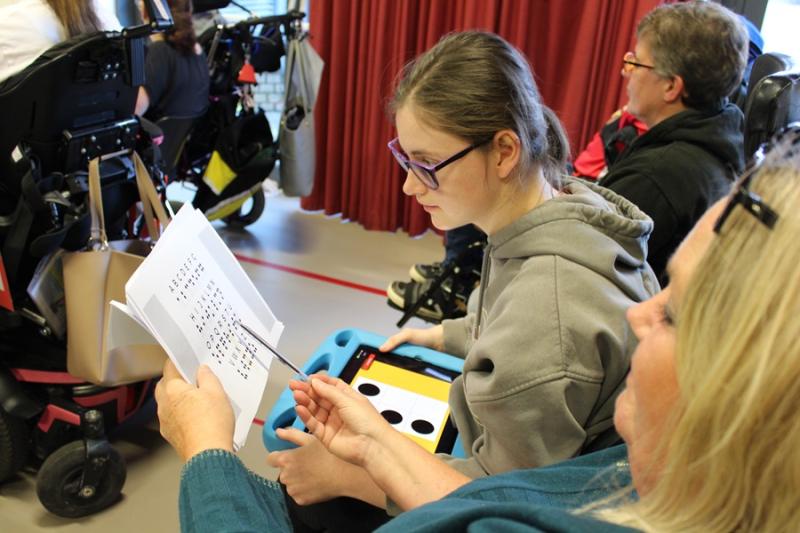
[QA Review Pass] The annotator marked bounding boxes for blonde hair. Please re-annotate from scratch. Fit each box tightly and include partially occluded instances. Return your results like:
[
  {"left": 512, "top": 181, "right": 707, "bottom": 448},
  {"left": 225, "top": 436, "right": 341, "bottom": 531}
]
[
  {"left": 390, "top": 31, "right": 569, "bottom": 188},
  {"left": 599, "top": 134, "right": 800, "bottom": 531},
  {"left": 45, "top": 0, "right": 102, "bottom": 38}
]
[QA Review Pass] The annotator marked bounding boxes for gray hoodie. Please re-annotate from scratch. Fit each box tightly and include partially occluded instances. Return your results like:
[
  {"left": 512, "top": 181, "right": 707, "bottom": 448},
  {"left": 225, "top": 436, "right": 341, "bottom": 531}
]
[{"left": 440, "top": 178, "right": 659, "bottom": 478}]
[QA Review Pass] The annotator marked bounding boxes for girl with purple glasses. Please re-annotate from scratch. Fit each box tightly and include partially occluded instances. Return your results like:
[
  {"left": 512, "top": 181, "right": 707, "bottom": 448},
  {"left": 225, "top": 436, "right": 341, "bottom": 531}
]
[{"left": 266, "top": 30, "right": 658, "bottom": 530}]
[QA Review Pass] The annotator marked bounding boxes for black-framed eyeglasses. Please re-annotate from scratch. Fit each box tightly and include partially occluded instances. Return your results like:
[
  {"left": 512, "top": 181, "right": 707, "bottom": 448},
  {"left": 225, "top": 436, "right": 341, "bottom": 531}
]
[
  {"left": 713, "top": 170, "right": 779, "bottom": 234},
  {"left": 622, "top": 51, "right": 655, "bottom": 74},
  {"left": 387, "top": 137, "right": 491, "bottom": 190}
]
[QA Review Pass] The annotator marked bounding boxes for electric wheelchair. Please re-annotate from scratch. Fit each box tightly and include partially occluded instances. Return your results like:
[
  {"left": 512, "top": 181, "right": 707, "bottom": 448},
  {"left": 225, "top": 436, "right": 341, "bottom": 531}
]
[{"left": 0, "top": 2, "right": 172, "bottom": 517}]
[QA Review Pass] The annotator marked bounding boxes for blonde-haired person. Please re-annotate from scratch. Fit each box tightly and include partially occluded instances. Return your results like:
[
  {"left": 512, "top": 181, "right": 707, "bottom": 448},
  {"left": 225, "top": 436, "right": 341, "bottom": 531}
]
[
  {"left": 0, "top": 0, "right": 120, "bottom": 82},
  {"left": 159, "top": 129, "right": 800, "bottom": 532},
  {"left": 597, "top": 131, "right": 800, "bottom": 530},
  {"left": 157, "top": 30, "right": 656, "bottom": 531}
]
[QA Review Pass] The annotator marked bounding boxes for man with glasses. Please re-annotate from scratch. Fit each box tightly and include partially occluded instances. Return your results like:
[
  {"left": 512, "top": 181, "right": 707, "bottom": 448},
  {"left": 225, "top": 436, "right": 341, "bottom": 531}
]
[{"left": 598, "top": 1, "right": 748, "bottom": 283}]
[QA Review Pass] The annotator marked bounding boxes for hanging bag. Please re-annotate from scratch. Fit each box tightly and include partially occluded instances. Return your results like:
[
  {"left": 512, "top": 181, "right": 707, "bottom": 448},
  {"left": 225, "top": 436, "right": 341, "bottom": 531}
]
[
  {"left": 62, "top": 153, "right": 170, "bottom": 385},
  {"left": 279, "top": 34, "right": 323, "bottom": 197}
]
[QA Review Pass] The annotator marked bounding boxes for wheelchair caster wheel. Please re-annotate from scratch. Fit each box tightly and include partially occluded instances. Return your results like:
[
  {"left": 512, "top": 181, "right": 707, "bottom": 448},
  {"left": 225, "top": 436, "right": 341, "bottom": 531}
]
[
  {"left": 224, "top": 189, "right": 265, "bottom": 228},
  {"left": 36, "top": 440, "right": 126, "bottom": 518}
]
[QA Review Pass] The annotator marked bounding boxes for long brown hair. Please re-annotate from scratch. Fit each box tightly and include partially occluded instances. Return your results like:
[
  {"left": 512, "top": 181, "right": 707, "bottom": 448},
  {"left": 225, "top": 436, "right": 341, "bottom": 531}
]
[
  {"left": 45, "top": 0, "right": 102, "bottom": 38},
  {"left": 164, "top": 0, "right": 198, "bottom": 56}
]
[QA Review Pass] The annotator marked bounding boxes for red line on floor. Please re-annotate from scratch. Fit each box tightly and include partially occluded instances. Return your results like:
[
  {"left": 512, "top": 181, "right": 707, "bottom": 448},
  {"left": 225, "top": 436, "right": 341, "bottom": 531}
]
[{"left": 234, "top": 253, "right": 388, "bottom": 297}]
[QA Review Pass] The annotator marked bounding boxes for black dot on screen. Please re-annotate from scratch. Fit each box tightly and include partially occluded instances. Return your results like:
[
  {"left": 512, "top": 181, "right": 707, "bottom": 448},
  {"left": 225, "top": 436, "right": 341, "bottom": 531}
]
[
  {"left": 358, "top": 383, "right": 381, "bottom": 396},
  {"left": 411, "top": 419, "right": 435, "bottom": 434},
  {"left": 381, "top": 410, "right": 403, "bottom": 425}
]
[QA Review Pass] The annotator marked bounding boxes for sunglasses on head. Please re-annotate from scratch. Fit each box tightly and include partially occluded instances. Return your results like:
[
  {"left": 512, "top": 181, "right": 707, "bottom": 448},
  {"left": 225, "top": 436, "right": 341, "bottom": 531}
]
[{"left": 712, "top": 127, "right": 800, "bottom": 234}]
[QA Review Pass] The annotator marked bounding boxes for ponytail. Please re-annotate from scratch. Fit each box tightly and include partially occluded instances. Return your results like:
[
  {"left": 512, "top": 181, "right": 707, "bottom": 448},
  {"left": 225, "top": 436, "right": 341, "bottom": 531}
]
[{"left": 541, "top": 105, "right": 570, "bottom": 188}]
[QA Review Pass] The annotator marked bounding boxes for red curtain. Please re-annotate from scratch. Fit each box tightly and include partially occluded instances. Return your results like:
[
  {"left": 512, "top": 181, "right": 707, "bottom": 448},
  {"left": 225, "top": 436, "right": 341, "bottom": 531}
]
[{"left": 301, "top": 0, "right": 660, "bottom": 236}]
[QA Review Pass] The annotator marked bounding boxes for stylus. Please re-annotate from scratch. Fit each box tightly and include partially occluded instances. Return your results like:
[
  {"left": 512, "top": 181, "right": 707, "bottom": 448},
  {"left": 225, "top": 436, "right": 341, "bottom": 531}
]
[
  {"left": 237, "top": 322, "right": 309, "bottom": 381},
  {"left": 423, "top": 367, "right": 453, "bottom": 382}
]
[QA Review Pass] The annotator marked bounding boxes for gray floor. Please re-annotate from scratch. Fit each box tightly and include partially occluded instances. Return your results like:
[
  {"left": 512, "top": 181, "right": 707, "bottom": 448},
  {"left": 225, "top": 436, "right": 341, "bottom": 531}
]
[{"left": 0, "top": 184, "right": 443, "bottom": 532}]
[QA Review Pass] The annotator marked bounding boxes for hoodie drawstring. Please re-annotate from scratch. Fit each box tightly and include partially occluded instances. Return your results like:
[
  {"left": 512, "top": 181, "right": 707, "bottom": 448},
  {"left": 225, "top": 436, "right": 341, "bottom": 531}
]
[{"left": 472, "top": 244, "right": 492, "bottom": 340}]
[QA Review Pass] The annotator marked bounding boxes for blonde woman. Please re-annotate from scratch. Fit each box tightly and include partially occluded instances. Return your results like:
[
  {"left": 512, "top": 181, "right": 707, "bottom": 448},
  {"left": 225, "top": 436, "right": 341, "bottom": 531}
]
[
  {"left": 598, "top": 131, "right": 799, "bottom": 529},
  {"left": 159, "top": 128, "right": 800, "bottom": 532}
]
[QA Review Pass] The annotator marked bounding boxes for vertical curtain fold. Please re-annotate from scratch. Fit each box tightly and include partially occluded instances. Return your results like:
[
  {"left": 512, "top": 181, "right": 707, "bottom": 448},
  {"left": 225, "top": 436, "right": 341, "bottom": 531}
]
[{"left": 301, "top": 0, "right": 661, "bottom": 236}]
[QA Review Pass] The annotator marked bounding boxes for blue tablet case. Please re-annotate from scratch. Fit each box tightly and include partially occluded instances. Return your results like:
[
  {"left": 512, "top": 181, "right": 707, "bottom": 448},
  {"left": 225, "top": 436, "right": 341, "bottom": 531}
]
[{"left": 262, "top": 328, "right": 465, "bottom": 457}]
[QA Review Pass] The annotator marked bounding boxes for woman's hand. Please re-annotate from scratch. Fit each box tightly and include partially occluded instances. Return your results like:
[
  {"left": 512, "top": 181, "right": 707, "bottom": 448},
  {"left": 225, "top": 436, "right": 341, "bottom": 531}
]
[
  {"left": 287, "top": 374, "right": 471, "bottom": 511},
  {"left": 288, "top": 374, "right": 393, "bottom": 467},
  {"left": 267, "top": 430, "right": 382, "bottom": 506},
  {"left": 154, "top": 360, "right": 235, "bottom": 461},
  {"left": 379, "top": 324, "right": 444, "bottom": 352}
]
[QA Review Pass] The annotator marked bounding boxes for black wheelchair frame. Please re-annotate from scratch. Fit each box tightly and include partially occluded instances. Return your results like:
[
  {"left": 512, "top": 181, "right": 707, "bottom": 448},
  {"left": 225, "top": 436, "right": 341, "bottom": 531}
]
[
  {"left": 0, "top": 4, "right": 174, "bottom": 517},
  {"left": 167, "top": 10, "right": 305, "bottom": 228}
]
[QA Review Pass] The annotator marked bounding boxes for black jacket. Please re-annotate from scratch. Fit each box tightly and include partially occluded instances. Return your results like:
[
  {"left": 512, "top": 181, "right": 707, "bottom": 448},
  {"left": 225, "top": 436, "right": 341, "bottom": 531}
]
[
  {"left": 599, "top": 104, "right": 744, "bottom": 281},
  {"left": 144, "top": 41, "right": 210, "bottom": 121}
]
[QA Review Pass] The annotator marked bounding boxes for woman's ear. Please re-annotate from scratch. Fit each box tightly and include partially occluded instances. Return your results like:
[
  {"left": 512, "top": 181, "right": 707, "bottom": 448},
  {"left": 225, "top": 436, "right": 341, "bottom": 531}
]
[{"left": 493, "top": 130, "right": 521, "bottom": 180}]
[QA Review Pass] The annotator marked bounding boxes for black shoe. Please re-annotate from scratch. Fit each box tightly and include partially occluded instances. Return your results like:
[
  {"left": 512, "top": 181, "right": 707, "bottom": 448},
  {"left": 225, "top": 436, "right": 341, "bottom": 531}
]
[
  {"left": 409, "top": 261, "right": 445, "bottom": 283},
  {"left": 386, "top": 279, "right": 468, "bottom": 323}
]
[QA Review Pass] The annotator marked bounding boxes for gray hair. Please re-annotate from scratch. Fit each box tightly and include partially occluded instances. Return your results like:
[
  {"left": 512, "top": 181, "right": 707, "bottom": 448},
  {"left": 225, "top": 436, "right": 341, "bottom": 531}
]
[
  {"left": 638, "top": 1, "right": 748, "bottom": 110},
  {"left": 390, "top": 31, "right": 568, "bottom": 188}
]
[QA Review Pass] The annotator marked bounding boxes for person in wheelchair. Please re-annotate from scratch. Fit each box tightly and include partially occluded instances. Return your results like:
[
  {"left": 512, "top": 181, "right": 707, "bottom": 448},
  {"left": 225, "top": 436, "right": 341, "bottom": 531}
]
[
  {"left": 135, "top": 0, "right": 209, "bottom": 120},
  {"left": 0, "top": 0, "right": 120, "bottom": 82},
  {"left": 597, "top": 2, "right": 749, "bottom": 283}
]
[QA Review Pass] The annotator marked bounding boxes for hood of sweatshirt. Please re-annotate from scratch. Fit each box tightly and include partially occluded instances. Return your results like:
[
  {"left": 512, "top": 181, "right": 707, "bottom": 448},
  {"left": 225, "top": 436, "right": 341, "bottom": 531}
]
[
  {"left": 472, "top": 178, "right": 657, "bottom": 339},
  {"left": 619, "top": 103, "right": 745, "bottom": 174}
]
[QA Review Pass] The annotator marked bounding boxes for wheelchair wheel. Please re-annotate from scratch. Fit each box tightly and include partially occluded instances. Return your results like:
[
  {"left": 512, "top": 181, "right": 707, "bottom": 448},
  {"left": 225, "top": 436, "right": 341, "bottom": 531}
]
[
  {"left": 36, "top": 440, "right": 126, "bottom": 518},
  {"left": 223, "top": 189, "right": 265, "bottom": 228},
  {"left": 0, "top": 408, "right": 30, "bottom": 482}
]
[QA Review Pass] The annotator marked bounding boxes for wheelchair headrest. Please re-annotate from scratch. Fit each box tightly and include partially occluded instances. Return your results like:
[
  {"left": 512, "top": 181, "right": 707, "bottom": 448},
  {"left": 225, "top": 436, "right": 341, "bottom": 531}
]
[
  {"left": 749, "top": 53, "right": 796, "bottom": 94},
  {"left": 0, "top": 31, "right": 142, "bottom": 176},
  {"left": 743, "top": 58, "right": 800, "bottom": 158}
]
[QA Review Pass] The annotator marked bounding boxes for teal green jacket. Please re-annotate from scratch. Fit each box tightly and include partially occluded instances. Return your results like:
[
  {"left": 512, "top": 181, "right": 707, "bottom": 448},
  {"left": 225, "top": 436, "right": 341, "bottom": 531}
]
[{"left": 179, "top": 445, "right": 637, "bottom": 532}]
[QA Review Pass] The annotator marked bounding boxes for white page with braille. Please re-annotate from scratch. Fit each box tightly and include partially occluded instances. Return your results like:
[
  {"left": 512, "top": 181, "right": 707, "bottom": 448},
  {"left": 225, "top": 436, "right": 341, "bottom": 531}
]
[{"left": 116, "top": 204, "right": 284, "bottom": 450}]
